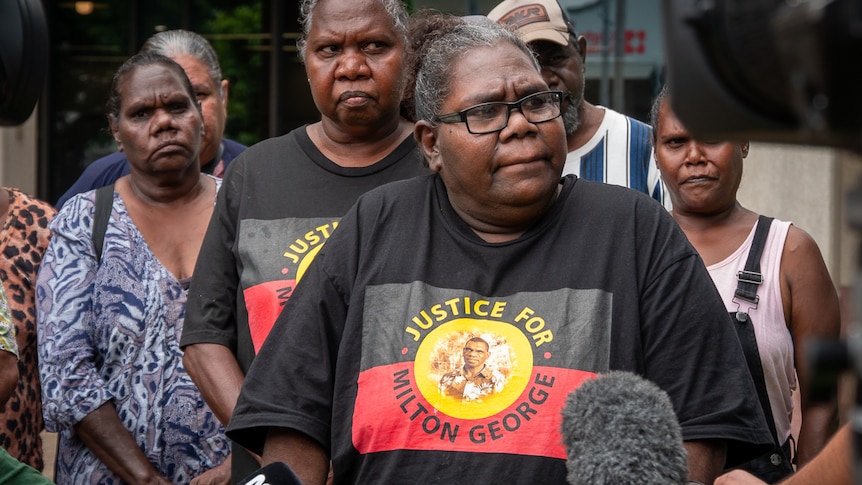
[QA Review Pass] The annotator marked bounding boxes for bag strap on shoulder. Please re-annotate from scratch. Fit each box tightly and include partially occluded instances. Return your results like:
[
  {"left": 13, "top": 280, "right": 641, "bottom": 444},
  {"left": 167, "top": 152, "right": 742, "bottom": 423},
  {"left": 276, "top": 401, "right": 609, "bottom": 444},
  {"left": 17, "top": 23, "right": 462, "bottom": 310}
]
[{"left": 92, "top": 183, "right": 114, "bottom": 265}]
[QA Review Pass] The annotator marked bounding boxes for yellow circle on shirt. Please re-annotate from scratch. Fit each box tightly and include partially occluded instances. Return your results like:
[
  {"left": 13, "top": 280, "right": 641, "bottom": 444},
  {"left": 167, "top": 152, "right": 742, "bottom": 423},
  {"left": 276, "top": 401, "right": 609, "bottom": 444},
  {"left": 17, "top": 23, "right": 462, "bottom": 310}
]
[
  {"left": 296, "top": 244, "right": 324, "bottom": 282},
  {"left": 414, "top": 318, "right": 533, "bottom": 420}
]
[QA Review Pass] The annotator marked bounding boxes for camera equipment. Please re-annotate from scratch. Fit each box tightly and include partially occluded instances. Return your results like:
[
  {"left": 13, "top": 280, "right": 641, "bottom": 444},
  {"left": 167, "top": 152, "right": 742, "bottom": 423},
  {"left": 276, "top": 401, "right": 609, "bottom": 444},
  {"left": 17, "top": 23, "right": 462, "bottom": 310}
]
[
  {"left": 0, "top": 0, "right": 49, "bottom": 127},
  {"left": 661, "top": 0, "right": 862, "bottom": 153}
]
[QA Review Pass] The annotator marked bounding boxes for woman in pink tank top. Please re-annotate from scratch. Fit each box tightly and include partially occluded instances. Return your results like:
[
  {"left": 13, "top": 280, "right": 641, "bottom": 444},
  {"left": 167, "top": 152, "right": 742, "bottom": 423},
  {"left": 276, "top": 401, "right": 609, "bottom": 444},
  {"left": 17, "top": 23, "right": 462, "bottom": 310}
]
[{"left": 650, "top": 86, "right": 840, "bottom": 482}]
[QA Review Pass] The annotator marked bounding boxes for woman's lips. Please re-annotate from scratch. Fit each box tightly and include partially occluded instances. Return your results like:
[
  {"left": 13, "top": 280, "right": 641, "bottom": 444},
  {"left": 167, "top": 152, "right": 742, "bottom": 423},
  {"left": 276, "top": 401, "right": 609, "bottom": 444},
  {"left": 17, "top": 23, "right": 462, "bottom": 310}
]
[{"left": 340, "top": 91, "right": 371, "bottom": 106}]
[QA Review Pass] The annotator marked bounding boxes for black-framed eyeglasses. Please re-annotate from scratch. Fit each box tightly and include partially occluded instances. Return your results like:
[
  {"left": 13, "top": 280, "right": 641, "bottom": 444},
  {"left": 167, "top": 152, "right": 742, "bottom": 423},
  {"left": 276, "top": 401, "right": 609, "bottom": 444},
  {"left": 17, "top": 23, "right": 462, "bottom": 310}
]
[{"left": 435, "top": 90, "right": 564, "bottom": 135}]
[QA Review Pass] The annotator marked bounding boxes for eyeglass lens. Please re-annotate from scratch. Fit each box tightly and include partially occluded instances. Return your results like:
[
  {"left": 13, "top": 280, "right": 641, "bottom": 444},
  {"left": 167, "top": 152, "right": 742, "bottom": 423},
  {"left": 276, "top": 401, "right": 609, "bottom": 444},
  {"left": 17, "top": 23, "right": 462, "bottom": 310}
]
[{"left": 466, "top": 91, "right": 561, "bottom": 134}]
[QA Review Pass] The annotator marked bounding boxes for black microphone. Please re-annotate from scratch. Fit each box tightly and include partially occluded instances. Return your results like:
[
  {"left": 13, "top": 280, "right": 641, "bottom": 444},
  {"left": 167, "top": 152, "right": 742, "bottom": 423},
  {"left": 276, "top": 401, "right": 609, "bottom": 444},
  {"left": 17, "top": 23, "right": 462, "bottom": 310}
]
[
  {"left": 560, "top": 371, "right": 689, "bottom": 485},
  {"left": 236, "top": 462, "right": 303, "bottom": 485}
]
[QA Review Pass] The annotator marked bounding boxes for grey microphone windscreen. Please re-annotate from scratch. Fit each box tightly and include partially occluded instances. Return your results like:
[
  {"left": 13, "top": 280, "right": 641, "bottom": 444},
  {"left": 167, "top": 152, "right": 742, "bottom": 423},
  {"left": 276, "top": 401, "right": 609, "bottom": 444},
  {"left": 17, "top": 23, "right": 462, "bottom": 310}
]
[{"left": 560, "top": 371, "right": 688, "bottom": 485}]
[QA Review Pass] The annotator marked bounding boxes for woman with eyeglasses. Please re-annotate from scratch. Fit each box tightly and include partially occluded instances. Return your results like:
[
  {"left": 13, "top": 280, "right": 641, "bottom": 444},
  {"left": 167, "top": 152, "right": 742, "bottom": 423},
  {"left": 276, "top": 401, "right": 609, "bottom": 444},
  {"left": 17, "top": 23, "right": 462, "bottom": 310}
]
[{"left": 224, "top": 15, "right": 772, "bottom": 485}]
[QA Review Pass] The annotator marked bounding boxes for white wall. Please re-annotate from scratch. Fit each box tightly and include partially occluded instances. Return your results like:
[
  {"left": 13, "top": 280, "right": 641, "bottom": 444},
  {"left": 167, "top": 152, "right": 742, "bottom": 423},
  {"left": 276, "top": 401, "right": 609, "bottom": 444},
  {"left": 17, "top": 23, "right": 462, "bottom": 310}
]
[
  {"left": 0, "top": 109, "right": 39, "bottom": 194},
  {"left": 737, "top": 143, "right": 844, "bottom": 285}
]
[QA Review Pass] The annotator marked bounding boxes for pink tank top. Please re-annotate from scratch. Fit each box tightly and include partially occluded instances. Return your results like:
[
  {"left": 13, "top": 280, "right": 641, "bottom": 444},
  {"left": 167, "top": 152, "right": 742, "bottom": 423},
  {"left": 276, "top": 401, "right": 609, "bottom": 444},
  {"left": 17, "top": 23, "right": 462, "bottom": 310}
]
[{"left": 707, "top": 218, "right": 795, "bottom": 442}]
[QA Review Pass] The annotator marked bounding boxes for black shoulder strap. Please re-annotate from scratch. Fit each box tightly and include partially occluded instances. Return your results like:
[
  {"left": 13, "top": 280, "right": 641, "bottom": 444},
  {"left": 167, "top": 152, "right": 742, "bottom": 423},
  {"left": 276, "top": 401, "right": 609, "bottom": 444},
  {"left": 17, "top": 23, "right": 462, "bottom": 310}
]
[
  {"left": 734, "top": 216, "right": 774, "bottom": 304},
  {"left": 92, "top": 184, "right": 114, "bottom": 265},
  {"left": 732, "top": 215, "right": 780, "bottom": 444}
]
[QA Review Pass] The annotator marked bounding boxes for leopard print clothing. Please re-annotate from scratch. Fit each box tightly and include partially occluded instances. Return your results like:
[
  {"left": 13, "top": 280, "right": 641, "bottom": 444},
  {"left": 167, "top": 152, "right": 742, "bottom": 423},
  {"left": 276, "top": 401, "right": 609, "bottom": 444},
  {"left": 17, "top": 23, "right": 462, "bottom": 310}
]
[
  {"left": 0, "top": 188, "right": 55, "bottom": 470},
  {"left": 0, "top": 287, "right": 15, "bottom": 355}
]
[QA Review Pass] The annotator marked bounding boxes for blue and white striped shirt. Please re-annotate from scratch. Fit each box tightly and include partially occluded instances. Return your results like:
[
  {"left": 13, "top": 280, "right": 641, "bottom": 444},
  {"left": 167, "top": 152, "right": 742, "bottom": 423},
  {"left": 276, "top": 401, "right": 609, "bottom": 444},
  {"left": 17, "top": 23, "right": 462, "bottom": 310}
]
[{"left": 564, "top": 107, "right": 671, "bottom": 210}]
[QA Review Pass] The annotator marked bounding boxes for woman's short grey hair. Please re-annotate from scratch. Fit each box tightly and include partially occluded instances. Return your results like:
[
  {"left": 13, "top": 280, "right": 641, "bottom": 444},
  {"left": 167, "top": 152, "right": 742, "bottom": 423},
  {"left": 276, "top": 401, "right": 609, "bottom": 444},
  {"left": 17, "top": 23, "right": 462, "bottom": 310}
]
[
  {"left": 649, "top": 85, "right": 670, "bottom": 144},
  {"left": 297, "top": 0, "right": 409, "bottom": 63},
  {"left": 141, "top": 29, "right": 223, "bottom": 94},
  {"left": 414, "top": 19, "right": 539, "bottom": 123}
]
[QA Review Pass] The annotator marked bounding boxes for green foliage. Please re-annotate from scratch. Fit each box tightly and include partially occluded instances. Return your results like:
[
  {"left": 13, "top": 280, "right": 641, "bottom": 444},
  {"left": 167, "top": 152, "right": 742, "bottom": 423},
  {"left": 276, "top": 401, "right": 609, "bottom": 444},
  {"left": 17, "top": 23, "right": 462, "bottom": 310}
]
[{"left": 202, "top": 4, "right": 266, "bottom": 147}]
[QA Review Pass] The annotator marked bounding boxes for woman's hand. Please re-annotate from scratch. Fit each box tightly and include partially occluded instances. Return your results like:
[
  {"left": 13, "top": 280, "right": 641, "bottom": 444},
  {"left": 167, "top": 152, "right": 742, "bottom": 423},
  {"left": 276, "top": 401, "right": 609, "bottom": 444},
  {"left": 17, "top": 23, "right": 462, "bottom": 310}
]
[
  {"left": 74, "top": 402, "right": 173, "bottom": 485},
  {"left": 715, "top": 469, "right": 767, "bottom": 485},
  {"left": 190, "top": 456, "right": 231, "bottom": 485}
]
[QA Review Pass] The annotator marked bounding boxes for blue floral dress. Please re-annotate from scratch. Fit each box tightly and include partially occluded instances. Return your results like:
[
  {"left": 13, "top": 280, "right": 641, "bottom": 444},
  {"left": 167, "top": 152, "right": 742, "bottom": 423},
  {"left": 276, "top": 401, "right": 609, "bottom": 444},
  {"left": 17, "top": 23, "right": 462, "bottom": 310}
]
[{"left": 36, "top": 179, "right": 228, "bottom": 484}]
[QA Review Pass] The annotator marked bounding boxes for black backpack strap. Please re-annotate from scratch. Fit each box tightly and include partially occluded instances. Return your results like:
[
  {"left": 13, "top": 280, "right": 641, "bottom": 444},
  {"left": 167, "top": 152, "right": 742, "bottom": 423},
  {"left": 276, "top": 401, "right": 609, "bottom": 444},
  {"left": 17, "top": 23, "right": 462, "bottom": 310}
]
[
  {"left": 92, "top": 184, "right": 114, "bottom": 265},
  {"left": 732, "top": 215, "right": 779, "bottom": 443}
]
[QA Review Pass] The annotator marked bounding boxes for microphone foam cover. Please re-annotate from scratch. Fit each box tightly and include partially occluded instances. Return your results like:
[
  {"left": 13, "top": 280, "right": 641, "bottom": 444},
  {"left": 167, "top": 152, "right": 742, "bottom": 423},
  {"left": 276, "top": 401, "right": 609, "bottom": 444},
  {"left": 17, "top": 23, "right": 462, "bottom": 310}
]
[{"left": 561, "top": 371, "right": 688, "bottom": 485}]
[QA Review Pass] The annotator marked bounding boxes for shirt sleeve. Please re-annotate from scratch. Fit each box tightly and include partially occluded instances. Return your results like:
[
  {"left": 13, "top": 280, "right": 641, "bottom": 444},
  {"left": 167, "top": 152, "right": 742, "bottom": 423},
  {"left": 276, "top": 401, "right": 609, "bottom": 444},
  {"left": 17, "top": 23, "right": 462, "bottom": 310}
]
[
  {"left": 226, "top": 257, "right": 345, "bottom": 455},
  {"left": 0, "top": 285, "right": 17, "bottom": 358},
  {"left": 181, "top": 160, "right": 243, "bottom": 351},
  {"left": 635, "top": 207, "right": 772, "bottom": 466},
  {"left": 225, "top": 198, "right": 359, "bottom": 455},
  {"left": 36, "top": 195, "right": 112, "bottom": 431}
]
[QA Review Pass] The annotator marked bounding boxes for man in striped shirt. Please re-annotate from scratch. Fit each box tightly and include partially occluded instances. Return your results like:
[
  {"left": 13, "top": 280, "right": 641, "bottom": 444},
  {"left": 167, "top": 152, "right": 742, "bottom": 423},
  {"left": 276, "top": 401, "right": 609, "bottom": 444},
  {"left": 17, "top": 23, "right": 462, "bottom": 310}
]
[{"left": 489, "top": 0, "right": 670, "bottom": 208}]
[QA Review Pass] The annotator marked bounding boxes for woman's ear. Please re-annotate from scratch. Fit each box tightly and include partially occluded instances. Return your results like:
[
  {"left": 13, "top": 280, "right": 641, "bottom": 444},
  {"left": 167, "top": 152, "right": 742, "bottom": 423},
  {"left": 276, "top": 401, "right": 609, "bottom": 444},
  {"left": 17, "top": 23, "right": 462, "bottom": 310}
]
[
  {"left": 109, "top": 118, "right": 123, "bottom": 152},
  {"left": 220, "top": 79, "right": 230, "bottom": 107},
  {"left": 415, "top": 120, "right": 443, "bottom": 172}
]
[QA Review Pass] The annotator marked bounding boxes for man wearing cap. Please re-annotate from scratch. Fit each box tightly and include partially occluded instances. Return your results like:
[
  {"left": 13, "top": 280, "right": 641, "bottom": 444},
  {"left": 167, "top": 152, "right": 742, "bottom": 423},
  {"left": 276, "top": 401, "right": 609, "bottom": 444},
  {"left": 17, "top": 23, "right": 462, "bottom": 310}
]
[{"left": 488, "top": 0, "right": 669, "bottom": 209}]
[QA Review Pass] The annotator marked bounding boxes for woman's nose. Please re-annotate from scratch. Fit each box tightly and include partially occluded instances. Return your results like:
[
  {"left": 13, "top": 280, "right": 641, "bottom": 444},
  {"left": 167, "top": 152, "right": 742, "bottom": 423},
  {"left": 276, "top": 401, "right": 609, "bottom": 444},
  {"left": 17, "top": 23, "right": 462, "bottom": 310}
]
[
  {"left": 151, "top": 108, "right": 178, "bottom": 134},
  {"left": 684, "top": 141, "right": 707, "bottom": 163},
  {"left": 501, "top": 106, "right": 539, "bottom": 138},
  {"left": 336, "top": 50, "right": 371, "bottom": 80}
]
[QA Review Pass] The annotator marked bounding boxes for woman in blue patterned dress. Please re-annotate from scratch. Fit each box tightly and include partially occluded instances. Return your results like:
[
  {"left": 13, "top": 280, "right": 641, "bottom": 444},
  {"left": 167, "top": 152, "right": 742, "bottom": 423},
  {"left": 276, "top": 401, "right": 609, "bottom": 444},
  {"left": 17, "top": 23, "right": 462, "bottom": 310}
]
[{"left": 36, "top": 53, "right": 229, "bottom": 484}]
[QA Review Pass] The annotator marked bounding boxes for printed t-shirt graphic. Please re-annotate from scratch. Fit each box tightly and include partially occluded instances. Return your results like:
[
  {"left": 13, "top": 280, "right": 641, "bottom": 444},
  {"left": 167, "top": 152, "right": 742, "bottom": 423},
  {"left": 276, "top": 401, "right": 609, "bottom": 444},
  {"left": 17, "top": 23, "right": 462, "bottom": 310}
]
[
  {"left": 239, "top": 217, "right": 339, "bottom": 352},
  {"left": 355, "top": 282, "right": 611, "bottom": 459}
]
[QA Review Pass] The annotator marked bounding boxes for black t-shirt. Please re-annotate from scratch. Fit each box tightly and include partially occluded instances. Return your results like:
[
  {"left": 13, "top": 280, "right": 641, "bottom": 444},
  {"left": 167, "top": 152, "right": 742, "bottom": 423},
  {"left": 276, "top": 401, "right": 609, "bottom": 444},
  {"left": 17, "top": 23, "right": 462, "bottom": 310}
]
[
  {"left": 227, "top": 174, "right": 772, "bottom": 484},
  {"left": 181, "top": 126, "right": 428, "bottom": 373}
]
